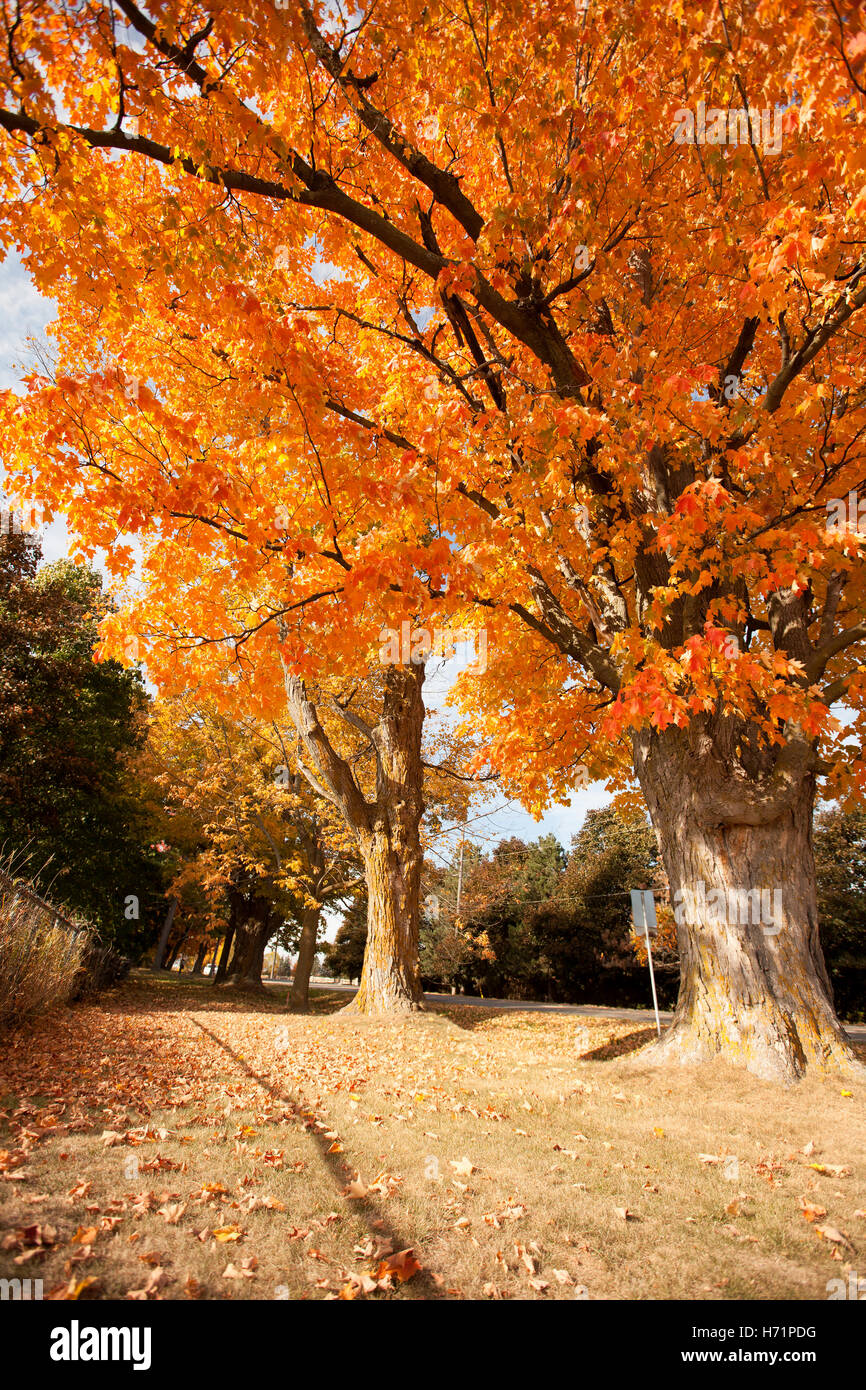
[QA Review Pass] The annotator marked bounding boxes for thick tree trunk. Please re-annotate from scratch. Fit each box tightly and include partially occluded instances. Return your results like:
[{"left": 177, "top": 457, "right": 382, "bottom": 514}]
[
  {"left": 342, "top": 665, "right": 425, "bottom": 1014},
  {"left": 214, "top": 923, "right": 235, "bottom": 983},
  {"left": 223, "top": 924, "right": 247, "bottom": 979},
  {"left": 222, "top": 908, "right": 272, "bottom": 991},
  {"left": 166, "top": 926, "right": 189, "bottom": 970},
  {"left": 634, "top": 730, "right": 864, "bottom": 1083},
  {"left": 241, "top": 921, "right": 270, "bottom": 989},
  {"left": 288, "top": 906, "right": 320, "bottom": 1011},
  {"left": 346, "top": 818, "right": 424, "bottom": 1013},
  {"left": 215, "top": 891, "right": 241, "bottom": 983},
  {"left": 281, "top": 657, "right": 426, "bottom": 1015},
  {"left": 153, "top": 897, "right": 178, "bottom": 971},
  {"left": 237, "top": 926, "right": 270, "bottom": 990},
  {"left": 191, "top": 943, "right": 207, "bottom": 975}
]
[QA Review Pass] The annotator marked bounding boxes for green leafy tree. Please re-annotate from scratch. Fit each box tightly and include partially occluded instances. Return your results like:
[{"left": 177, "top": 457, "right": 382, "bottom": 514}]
[
  {"left": 0, "top": 530, "right": 161, "bottom": 947},
  {"left": 532, "top": 808, "right": 672, "bottom": 1003},
  {"left": 814, "top": 806, "right": 866, "bottom": 1021},
  {"left": 324, "top": 896, "right": 368, "bottom": 983},
  {"left": 451, "top": 836, "right": 566, "bottom": 998},
  {"left": 445, "top": 815, "right": 667, "bottom": 1002}
]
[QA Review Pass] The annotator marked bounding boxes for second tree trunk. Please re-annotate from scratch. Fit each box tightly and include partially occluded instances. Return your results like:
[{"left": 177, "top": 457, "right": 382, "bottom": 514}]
[{"left": 636, "top": 731, "right": 863, "bottom": 1082}]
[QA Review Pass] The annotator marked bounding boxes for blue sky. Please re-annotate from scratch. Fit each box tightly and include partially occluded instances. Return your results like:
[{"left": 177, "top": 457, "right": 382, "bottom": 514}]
[
  {"left": 0, "top": 250, "right": 70, "bottom": 563},
  {"left": 0, "top": 248, "right": 610, "bottom": 866}
]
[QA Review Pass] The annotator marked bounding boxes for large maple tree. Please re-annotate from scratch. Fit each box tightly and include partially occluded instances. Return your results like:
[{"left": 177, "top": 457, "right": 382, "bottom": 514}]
[{"left": 2, "top": 0, "right": 866, "bottom": 1077}]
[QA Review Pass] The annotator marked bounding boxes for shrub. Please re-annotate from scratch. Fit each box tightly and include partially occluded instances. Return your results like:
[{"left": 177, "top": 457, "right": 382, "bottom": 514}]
[
  {"left": 70, "top": 941, "right": 131, "bottom": 1001},
  {"left": 0, "top": 873, "right": 92, "bottom": 1024}
]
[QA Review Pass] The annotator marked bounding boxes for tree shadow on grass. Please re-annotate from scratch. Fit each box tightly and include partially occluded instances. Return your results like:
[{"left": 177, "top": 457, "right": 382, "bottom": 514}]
[
  {"left": 425, "top": 1003, "right": 661, "bottom": 1062},
  {"left": 120, "top": 975, "right": 348, "bottom": 1018},
  {"left": 424, "top": 1004, "right": 511, "bottom": 1032},
  {"left": 576, "top": 1026, "right": 659, "bottom": 1061},
  {"left": 190, "top": 1018, "right": 449, "bottom": 1301}
]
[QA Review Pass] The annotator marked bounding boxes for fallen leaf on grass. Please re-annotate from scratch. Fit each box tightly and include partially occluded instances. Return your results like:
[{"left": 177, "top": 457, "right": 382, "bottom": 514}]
[
  {"left": 127, "top": 1267, "right": 173, "bottom": 1300},
  {"left": 799, "top": 1200, "right": 828, "bottom": 1223},
  {"left": 515, "top": 1243, "right": 536, "bottom": 1275},
  {"left": 814, "top": 1224, "right": 854, "bottom": 1250},
  {"left": 449, "top": 1157, "right": 476, "bottom": 1178},
  {"left": 69, "top": 1228, "right": 97, "bottom": 1251},
  {"left": 376, "top": 1249, "right": 421, "bottom": 1284},
  {"left": 4, "top": 1223, "right": 58, "bottom": 1259},
  {"left": 368, "top": 1172, "right": 402, "bottom": 1197},
  {"left": 157, "top": 1203, "right": 186, "bottom": 1225},
  {"left": 343, "top": 1177, "right": 368, "bottom": 1199},
  {"left": 341, "top": 1272, "right": 378, "bottom": 1297},
  {"left": 212, "top": 1225, "right": 243, "bottom": 1242},
  {"left": 46, "top": 1277, "right": 99, "bottom": 1301}
]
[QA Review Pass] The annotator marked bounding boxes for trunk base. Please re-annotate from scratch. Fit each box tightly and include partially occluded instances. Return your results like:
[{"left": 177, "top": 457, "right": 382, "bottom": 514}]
[
  {"left": 635, "top": 1011, "right": 864, "bottom": 1085},
  {"left": 218, "top": 974, "right": 268, "bottom": 994},
  {"left": 339, "top": 990, "right": 425, "bottom": 1017}
]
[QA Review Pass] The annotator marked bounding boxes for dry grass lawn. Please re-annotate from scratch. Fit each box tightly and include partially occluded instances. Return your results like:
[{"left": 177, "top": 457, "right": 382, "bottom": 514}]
[{"left": 1, "top": 973, "right": 864, "bottom": 1301}]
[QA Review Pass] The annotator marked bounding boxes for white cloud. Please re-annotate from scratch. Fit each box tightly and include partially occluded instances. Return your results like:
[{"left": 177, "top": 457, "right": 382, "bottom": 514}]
[{"left": 0, "top": 250, "right": 55, "bottom": 393}]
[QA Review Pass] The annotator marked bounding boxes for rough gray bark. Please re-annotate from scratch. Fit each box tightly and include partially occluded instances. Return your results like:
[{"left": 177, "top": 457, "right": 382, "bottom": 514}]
[
  {"left": 288, "top": 905, "right": 320, "bottom": 1011},
  {"left": 634, "top": 728, "right": 864, "bottom": 1083},
  {"left": 221, "top": 903, "right": 273, "bottom": 991},
  {"left": 152, "top": 896, "right": 178, "bottom": 971},
  {"left": 281, "top": 660, "right": 425, "bottom": 1014}
]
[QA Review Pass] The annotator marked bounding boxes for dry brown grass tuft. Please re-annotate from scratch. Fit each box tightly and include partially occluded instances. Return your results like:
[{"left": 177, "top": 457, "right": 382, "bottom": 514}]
[{"left": 0, "top": 877, "right": 90, "bottom": 1025}]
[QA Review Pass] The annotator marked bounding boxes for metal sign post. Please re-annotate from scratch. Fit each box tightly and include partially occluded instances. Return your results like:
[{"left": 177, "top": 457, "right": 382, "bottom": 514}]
[{"left": 630, "top": 888, "right": 661, "bottom": 1037}]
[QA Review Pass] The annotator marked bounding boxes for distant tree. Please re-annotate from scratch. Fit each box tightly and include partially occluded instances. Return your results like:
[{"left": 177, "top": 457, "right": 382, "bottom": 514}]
[
  {"left": 535, "top": 808, "right": 671, "bottom": 999},
  {"left": 437, "top": 835, "right": 564, "bottom": 998},
  {"left": 0, "top": 530, "right": 161, "bottom": 949},
  {"left": 324, "top": 896, "right": 368, "bottom": 983},
  {"left": 142, "top": 695, "right": 360, "bottom": 1001},
  {"left": 813, "top": 806, "right": 866, "bottom": 1019},
  {"left": 436, "top": 814, "right": 666, "bottom": 1001}
]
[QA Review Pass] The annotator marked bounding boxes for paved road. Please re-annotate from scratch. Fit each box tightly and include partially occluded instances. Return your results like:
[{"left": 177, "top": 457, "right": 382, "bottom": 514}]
[{"left": 267, "top": 979, "right": 866, "bottom": 1044}]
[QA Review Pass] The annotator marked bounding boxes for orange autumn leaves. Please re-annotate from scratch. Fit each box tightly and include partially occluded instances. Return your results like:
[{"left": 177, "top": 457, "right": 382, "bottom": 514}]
[{"left": 0, "top": 1, "right": 865, "bottom": 812}]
